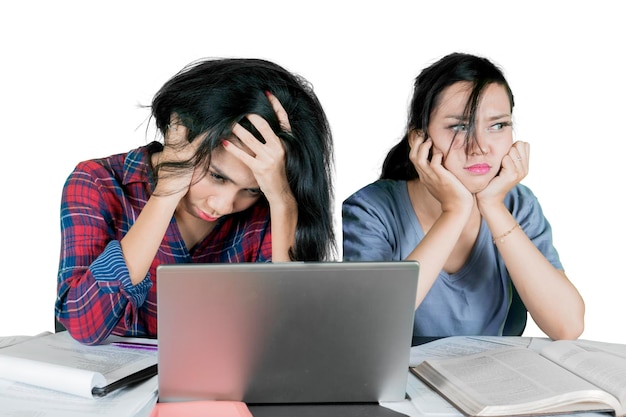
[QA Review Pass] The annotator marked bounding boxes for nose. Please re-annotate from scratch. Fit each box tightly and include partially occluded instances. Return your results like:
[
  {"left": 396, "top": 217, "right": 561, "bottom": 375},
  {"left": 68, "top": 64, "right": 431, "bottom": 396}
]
[
  {"left": 210, "top": 192, "right": 236, "bottom": 216},
  {"left": 468, "top": 131, "right": 488, "bottom": 155}
]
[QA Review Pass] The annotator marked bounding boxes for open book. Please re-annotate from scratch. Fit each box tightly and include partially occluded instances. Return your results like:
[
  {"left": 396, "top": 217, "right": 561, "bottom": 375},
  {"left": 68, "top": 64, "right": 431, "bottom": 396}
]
[
  {"left": 0, "top": 331, "right": 158, "bottom": 399},
  {"left": 411, "top": 339, "right": 626, "bottom": 417}
]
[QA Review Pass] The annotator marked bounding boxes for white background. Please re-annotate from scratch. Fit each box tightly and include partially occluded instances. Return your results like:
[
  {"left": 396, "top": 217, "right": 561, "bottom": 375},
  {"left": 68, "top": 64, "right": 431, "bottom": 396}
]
[{"left": 1, "top": 1, "right": 624, "bottom": 343}]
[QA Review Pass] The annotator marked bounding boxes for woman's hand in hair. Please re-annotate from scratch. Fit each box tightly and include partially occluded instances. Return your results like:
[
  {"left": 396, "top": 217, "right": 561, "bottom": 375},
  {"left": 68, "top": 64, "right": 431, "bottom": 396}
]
[
  {"left": 408, "top": 130, "right": 473, "bottom": 217},
  {"left": 152, "top": 114, "right": 204, "bottom": 198},
  {"left": 476, "top": 141, "right": 530, "bottom": 210},
  {"left": 227, "top": 93, "right": 297, "bottom": 261},
  {"left": 227, "top": 94, "right": 295, "bottom": 208}
]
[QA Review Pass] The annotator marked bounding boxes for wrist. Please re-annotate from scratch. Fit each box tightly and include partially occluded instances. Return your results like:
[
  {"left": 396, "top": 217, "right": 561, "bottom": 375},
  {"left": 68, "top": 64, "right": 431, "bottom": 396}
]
[
  {"left": 146, "top": 191, "right": 183, "bottom": 215},
  {"left": 441, "top": 199, "right": 473, "bottom": 221},
  {"left": 492, "top": 223, "right": 521, "bottom": 244},
  {"left": 476, "top": 198, "right": 506, "bottom": 218},
  {"left": 265, "top": 186, "right": 297, "bottom": 210},
  {"left": 268, "top": 195, "right": 298, "bottom": 219}
]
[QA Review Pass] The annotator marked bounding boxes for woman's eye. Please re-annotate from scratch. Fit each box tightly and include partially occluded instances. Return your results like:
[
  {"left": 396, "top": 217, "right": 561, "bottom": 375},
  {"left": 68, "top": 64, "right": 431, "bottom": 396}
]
[
  {"left": 450, "top": 123, "right": 467, "bottom": 132},
  {"left": 210, "top": 172, "right": 225, "bottom": 183},
  {"left": 247, "top": 188, "right": 262, "bottom": 197},
  {"left": 490, "top": 121, "right": 511, "bottom": 131}
]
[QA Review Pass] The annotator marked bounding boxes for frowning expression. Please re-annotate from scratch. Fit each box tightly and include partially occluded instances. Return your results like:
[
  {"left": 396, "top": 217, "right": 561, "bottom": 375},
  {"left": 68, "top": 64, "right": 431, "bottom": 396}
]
[
  {"left": 428, "top": 81, "right": 513, "bottom": 193},
  {"left": 180, "top": 143, "right": 262, "bottom": 223}
]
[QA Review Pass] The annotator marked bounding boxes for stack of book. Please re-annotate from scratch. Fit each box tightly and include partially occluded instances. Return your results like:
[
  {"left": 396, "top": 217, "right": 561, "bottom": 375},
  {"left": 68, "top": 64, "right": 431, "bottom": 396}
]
[{"left": 0, "top": 331, "right": 158, "bottom": 417}]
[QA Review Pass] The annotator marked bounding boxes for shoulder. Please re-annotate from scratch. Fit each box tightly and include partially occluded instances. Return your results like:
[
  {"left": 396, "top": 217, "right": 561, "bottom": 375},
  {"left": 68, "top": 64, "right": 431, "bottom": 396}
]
[
  {"left": 68, "top": 144, "right": 153, "bottom": 185},
  {"left": 505, "top": 183, "right": 554, "bottom": 236},
  {"left": 342, "top": 179, "right": 410, "bottom": 227},
  {"left": 506, "top": 183, "right": 538, "bottom": 201},
  {"left": 504, "top": 184, "right": 542, "bottom": 215},
  {"left": 344, "top": 179, "right": 407, "bottom": 206}
]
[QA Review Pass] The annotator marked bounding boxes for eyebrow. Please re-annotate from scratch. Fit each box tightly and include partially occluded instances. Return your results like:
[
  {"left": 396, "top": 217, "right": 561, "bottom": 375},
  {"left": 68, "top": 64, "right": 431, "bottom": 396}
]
[
  {"left": 444, "top": 115, "right": 469, "bottom": 121},
  {"left": 210, "top": 164, "right": 262, "bottom": 193},
  {"left": 486, "top": 113, "right": 512, "bottom": 121},
  {"left": 444, "top": 114, "right": 511, "bottom": 122}
]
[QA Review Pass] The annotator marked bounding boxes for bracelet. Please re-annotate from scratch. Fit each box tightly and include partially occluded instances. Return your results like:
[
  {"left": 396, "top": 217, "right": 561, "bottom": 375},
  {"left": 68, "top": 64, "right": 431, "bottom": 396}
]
[{"left": 492, "top": 223, "right": 521, "bottom": 244}]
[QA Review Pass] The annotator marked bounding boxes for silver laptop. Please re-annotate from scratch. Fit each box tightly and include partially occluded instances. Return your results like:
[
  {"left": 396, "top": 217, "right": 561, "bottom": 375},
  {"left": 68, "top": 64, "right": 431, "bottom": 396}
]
[{"left": 156, "top": 261, "right": 418, "bottom": 404}]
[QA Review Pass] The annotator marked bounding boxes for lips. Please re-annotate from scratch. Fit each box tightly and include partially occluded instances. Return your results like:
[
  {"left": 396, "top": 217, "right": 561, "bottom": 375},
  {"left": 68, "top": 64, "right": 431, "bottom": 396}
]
[
  {"left": 197, "top": 209, "right": 219, "bottom": 222},
  {"left": 465, "top": 163, "right": 491, "bottom": 175}
]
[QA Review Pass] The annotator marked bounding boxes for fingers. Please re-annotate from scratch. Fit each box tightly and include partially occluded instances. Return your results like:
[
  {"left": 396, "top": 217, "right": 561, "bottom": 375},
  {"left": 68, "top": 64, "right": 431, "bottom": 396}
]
[
  {"left": 228, "top": 91, "right": 291, "bottom": 156},
  {"left": 160, "top": 114, "right": 207, "bottom": 170},
  {"left": 224, "top": 119, "right": 290, "bottom": 204},
  {"left": 231, "top": 115, "right": 285, "bottom": 158},
  {"left": 265, "top": 91, "right": 291, "bottom": 133},
  {"left": 513, "top": 141, "right": 530, "bottom": 161},
  {"left": 409, "top": 131, "right": 441, "bottom": 174},
  {"left": 497, "top": 141, "right": 529, "bottom": 189},
  {"left": 506, "top": 141, "right": 530, "bottom": 171},
  {"left": 165, "top": 114, "right": 190, "bottom": 148},
  {"left": 408, "top": 130, "right": 426, "bottom": 165},
  {"left": 214, "top": 94, "right": 292, "bottom": 196},
  {"left": 221, "top": 137, "right": 257, "bottom": 167},
  {"left": 229, "top": 91, "right": 292, "bottom": 162}
]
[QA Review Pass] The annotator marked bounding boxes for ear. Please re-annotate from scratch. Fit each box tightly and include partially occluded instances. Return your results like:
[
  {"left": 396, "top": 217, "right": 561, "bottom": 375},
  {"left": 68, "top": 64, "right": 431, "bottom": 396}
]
[{"left": 408, "top": 129, "right": 425, "bottom": 148}]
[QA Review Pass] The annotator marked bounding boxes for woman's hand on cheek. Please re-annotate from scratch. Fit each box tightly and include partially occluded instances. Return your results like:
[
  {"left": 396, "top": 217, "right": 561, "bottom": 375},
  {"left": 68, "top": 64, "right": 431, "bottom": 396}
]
[
  {"left": 477, "top": 141, "right": 530, "bottom": 207},
  {"left": 410, "top": 132, "right": 473, "bottom": 215}
]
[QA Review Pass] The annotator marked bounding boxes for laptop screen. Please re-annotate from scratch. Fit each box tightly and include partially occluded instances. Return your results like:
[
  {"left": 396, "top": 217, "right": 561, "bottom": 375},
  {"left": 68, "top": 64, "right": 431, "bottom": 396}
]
[{"left": 156, "top": 261, "right": 418, "bottom": 404}]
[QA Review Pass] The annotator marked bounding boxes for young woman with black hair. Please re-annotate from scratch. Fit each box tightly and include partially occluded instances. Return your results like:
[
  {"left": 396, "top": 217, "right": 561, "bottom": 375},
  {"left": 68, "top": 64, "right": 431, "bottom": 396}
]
[
  {"left": 56, "top": 58, "right": 336, "bottom": 344},
  {"left": 343, "top": 52, "right": 584, "bottom": 341}
]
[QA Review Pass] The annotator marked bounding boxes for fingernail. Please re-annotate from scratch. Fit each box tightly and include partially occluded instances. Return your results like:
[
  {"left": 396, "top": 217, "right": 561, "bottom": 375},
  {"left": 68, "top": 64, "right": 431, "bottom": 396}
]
[{"left": 221, "top": 140, "right": 229, "bottom": 147}]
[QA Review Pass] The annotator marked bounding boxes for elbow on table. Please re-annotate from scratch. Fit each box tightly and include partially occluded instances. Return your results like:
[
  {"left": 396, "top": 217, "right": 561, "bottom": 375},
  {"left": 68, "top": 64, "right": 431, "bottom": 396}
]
[
  {"left": 548, "top": 308, "right": 585, "bottom": 341},
  {"left": 552, "top": 321, "right": 584, "bottom": 340},
  {"left": 58, "top": 318, "right": 110, "bottom": 346}
]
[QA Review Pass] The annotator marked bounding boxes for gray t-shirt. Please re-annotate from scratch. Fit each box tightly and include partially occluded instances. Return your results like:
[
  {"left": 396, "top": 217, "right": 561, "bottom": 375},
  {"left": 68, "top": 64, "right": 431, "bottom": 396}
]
[{"left": 342, "top": 179, "right": 562, "bottom": 337}]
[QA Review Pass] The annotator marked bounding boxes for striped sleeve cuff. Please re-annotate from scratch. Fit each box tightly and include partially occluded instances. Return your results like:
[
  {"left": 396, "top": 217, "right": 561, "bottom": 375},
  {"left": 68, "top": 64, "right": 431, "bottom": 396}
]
[{"left": 90, "top": 240, "right": 153, "bottom": 307}]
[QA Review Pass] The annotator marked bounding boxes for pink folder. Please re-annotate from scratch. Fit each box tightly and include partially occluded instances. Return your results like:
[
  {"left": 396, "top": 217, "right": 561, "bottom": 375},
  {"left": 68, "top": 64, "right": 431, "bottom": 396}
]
[{"left": 149, "top": 401, "right": 252, "bottom": 417}]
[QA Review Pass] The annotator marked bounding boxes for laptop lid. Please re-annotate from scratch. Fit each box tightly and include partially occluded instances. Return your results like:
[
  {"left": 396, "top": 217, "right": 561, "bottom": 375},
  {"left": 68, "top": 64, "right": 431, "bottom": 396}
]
[{"left": 156, "top": 261, "right": 418, "bottom": 404}]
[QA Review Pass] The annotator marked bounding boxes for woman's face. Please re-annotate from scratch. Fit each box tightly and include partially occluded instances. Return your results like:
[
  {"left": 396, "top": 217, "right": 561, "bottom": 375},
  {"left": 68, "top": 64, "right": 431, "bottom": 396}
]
[
  {"left": 427, "top": 81, "right": 513, "bottom": 193},
  {"left": 180, "top": 143, "right": 262, "bottom": 223}
]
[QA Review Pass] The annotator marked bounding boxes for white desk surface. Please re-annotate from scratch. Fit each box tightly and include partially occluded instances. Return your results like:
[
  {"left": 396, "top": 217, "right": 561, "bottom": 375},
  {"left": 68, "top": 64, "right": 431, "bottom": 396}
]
[{"left": 2, "top": 334, "right": 622, "bottom": 417}]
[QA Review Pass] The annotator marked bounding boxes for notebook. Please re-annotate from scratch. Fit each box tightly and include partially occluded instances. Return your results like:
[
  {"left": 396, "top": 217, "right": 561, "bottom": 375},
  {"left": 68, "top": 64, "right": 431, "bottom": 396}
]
[{"left": 156, "top": 261, "right": 418, "bottom": 404}]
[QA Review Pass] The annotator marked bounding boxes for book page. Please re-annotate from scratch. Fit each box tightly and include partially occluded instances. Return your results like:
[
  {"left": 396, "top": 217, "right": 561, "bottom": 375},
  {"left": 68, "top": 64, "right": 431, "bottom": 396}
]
[
  {"left": 574, "top": 339, "right": 626, "bottom": 360},
  {"left": 0, "top": 331, "right": 52, "bottom": 348},
  {"left": 0, "top": 374, "right": 157, "bottom": 417},
  {"left": 0, "top": 331, "right": 157, "bottom": 398},
  {"left": 414, "top": 346, "right": 621, "bottom": 416},
  {"left": 0, "top": 355, "right": 105, "bottom": 398},
  {"left": 410, "top": 336, "right": 533, "bottom": 366},
  {"left": 541, "top": 341, "right": 626, "bottom": 411}
]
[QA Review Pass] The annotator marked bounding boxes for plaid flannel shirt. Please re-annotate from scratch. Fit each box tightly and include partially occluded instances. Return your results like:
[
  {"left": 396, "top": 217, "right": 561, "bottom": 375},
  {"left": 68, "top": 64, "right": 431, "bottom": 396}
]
[{"left": 55, "top": 142, "right": 272, "bottom": 344}]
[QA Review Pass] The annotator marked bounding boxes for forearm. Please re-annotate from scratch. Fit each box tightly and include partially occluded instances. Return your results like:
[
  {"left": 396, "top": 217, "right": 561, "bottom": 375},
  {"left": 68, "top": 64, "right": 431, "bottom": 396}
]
[
  {"left": 407, "top": 210, "right": 469, "bottom": 308},
  {"left": 483, "top": 204, "right": 585, "bottom": 340},
  {"left": 268, "top": 194, "right": 298, "bottom": 262},
  {"left": 57, "top": 277, "right": 128, "bottom": 344},
  {"left": 57, "top": 241, "right": 153, "bottom": 344},
  {"left": 121, "top": 195, "right": 180, "bottom": 284}
]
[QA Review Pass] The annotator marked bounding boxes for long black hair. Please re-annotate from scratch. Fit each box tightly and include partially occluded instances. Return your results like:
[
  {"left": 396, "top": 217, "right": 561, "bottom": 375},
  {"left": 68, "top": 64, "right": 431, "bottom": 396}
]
[
  {"left": 150, "top": 58, "right": 336, "bottom": 261},
  {"left": 381, "top": 52, "right": 514, "bottom": 180}
]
